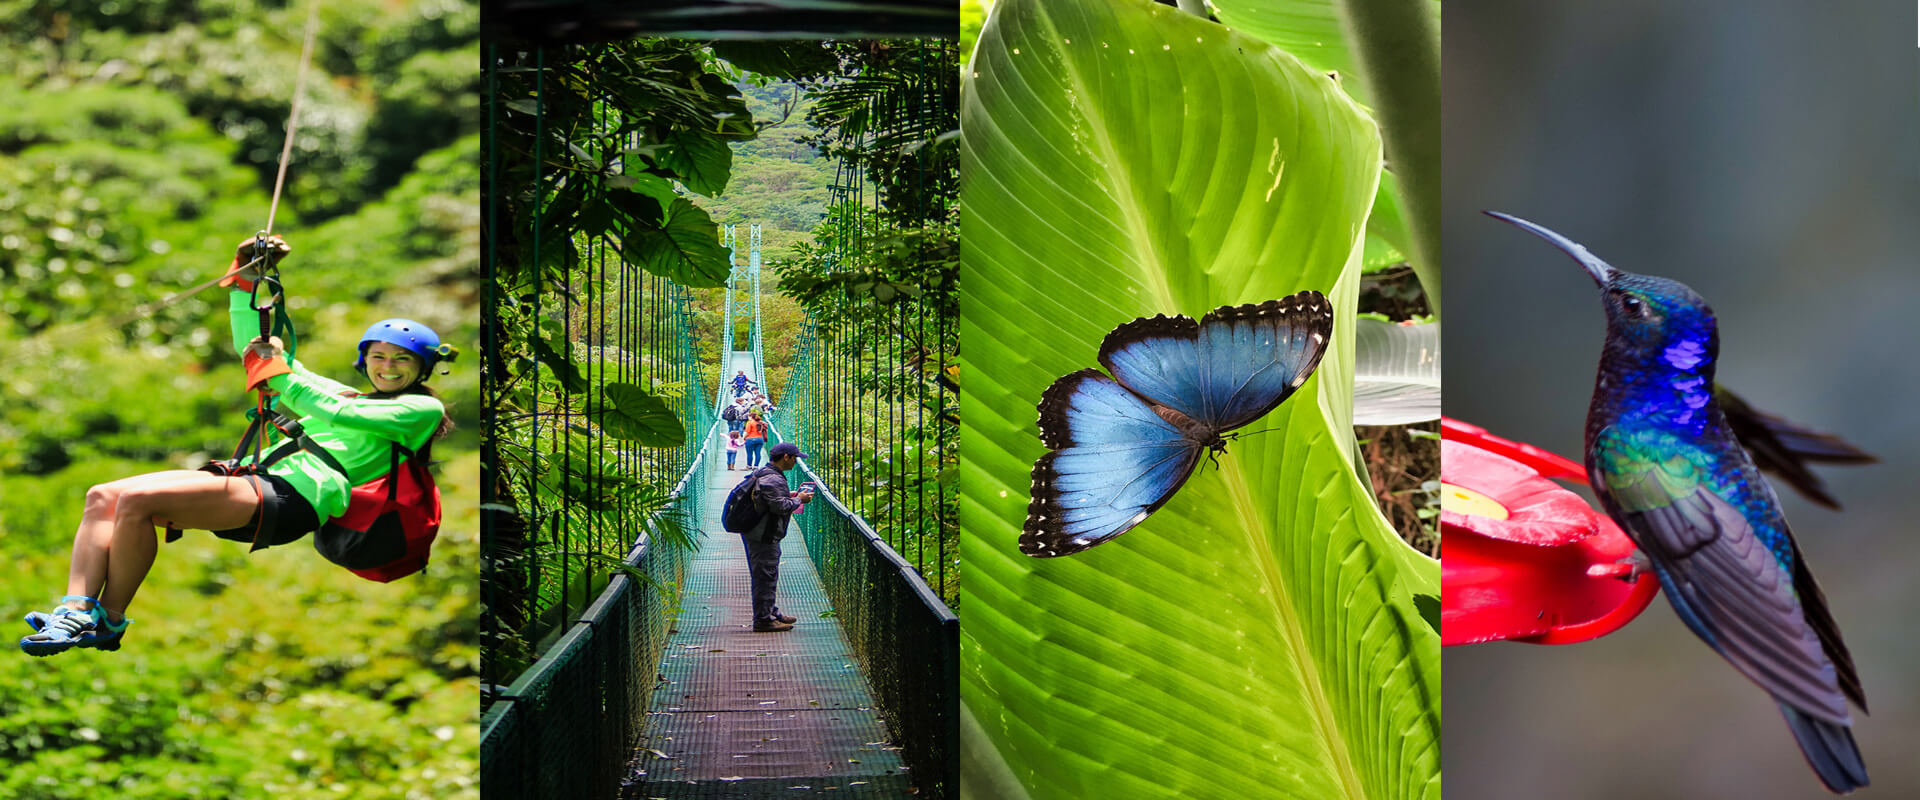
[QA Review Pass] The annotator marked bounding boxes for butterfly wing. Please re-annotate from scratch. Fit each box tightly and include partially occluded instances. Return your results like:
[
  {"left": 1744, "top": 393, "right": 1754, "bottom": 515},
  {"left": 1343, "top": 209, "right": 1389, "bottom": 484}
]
[
  {"left": 1097, "top": 291, "right": 1334, "bottom": 433},
  {"left": 1022, "top": 369, "right": 1204, "bottom": 557}
]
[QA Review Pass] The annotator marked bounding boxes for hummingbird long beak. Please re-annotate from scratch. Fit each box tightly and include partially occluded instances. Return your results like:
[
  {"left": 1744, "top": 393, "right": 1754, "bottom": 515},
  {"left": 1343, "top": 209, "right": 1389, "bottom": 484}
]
[{"left": 1484, "top": 211, "right": 1616, "bottom": 287}]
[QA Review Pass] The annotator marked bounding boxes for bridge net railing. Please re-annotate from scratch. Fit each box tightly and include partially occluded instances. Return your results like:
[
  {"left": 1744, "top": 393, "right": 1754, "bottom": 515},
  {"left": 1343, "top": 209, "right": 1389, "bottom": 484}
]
[
  {"left": 481, "top": 418, "right": 718, "bottom": 798},
  {"left": 482, "top": 41, "right": 719, "bottom": 799},
  {"left": 767, "top": 417, "right": 958, "bottom": 799}
]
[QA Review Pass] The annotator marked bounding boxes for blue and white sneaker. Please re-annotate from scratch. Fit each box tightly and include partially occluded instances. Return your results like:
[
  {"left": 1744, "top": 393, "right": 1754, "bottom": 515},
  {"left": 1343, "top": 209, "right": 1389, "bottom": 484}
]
[
  {"left": 83, "top": 615, "right": 131, "bottom": 652},
  {"left": 18, "top": 598, "right": 130, "bottom": 656},
  {"left": 20, "top": 606, "right": 99, "bottom": 656}
]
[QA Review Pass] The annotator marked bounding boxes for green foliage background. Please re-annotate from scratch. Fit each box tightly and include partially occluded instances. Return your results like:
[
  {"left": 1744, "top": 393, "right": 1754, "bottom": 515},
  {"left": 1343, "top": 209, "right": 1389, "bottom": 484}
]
[{"left": 0, "top": 2, "right": 479, "bottom": 797}]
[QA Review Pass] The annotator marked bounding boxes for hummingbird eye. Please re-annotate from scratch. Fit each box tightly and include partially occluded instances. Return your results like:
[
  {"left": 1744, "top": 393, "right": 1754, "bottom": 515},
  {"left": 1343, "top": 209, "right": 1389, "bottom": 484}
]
[{"left": 1617, "top": 293, "right": 1650, "bottom": 318}]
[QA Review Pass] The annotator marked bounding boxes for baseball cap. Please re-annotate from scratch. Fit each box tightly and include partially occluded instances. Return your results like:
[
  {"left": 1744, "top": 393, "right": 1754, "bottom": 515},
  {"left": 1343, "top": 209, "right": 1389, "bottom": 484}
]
[{"left": 768, "top": 442, "right": 808, "bottom": 460}]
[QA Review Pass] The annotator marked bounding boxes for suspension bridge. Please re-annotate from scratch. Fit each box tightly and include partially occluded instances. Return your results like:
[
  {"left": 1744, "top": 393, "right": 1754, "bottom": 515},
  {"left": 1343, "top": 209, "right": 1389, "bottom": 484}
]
[{"left": 482, "top": 225, "right": 958, "bottom": 799}]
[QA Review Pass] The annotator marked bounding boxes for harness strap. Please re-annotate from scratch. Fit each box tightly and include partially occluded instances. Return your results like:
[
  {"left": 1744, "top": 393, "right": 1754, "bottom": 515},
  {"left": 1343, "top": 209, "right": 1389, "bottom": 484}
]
[{"left": 165, "top": 400, "right": 427, "bottom": 545}]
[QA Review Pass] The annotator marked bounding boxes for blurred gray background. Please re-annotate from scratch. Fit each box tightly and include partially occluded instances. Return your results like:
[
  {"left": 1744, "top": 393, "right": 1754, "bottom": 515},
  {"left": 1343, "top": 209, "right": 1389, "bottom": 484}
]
[{"left": 1444, "top": 1, "right": 1920, "bottom": 797}]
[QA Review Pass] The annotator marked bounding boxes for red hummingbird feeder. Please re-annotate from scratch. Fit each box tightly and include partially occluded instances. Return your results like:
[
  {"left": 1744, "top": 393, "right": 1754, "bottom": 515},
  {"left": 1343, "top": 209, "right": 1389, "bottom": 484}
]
[{"left": 1440, "top": 418, "right": 1660, "bottom": 645}]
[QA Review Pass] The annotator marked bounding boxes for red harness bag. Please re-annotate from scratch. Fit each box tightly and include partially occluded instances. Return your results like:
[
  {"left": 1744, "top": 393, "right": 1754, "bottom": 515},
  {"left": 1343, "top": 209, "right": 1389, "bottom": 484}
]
[{"left": 312, "top": 441, "right": 442, "bottom": 582}]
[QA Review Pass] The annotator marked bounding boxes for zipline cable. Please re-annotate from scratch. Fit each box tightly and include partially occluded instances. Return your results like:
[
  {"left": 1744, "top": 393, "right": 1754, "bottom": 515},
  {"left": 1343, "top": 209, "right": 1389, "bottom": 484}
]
[
  {"left": 264, "top": 1, "right": 321, "bottom": 237},
  {"left": 112, "top": 2, "right": 321, "bottom": 326}
]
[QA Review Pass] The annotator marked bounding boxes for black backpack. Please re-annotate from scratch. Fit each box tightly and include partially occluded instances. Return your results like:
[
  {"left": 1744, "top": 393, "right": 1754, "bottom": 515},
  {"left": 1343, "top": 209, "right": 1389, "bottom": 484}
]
[
  {"left": 721, "top": 404, "right": 741, "bottom": 421},
  {"left": 721, "top": 467, "right": 773, "bottom": 533}
]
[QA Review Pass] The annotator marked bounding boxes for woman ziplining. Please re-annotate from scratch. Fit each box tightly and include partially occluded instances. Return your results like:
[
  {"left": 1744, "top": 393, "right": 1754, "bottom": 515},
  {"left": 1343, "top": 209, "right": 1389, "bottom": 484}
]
[{"left": 19, "top": 235, "right": 458, "bottom": 656}]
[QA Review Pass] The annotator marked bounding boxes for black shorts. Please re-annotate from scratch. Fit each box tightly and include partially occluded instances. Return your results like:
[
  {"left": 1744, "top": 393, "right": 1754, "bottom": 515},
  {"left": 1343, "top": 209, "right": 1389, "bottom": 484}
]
[{"left": 203, "top": 471, "right": 322, "bottom": 550}]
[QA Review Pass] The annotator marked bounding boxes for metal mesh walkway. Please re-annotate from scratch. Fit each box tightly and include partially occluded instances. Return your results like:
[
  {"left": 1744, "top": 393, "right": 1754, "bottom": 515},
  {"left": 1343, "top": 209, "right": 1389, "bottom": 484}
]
[{"left": 625, "top": 353, "right": 912, "bottom": 799}]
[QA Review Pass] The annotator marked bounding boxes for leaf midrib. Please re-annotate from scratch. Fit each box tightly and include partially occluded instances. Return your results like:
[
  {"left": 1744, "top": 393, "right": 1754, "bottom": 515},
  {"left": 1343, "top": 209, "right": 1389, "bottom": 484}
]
[
  {"left": 1032, "top": 0, "right": 1175, "bottom": 313},
  {"left": 1223, "top": 447, "right": 1367, "bottom": 800},
  {"left": 1028, "top": 1, "right": 1368, "bottom": 795}
]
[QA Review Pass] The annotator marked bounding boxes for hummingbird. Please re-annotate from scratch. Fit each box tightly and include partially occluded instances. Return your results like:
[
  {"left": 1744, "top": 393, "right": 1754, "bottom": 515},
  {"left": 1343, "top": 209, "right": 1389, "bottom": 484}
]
[{"left": 1489, "top": 211, "right": 1869, "bottom": 793}]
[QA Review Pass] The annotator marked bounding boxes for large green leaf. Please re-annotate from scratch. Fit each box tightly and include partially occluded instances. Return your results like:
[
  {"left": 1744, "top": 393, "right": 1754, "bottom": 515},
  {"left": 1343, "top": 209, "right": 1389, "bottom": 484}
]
[
  {"left": 601, "top": 381, "right": 684, "bottom": 445},
  {"left": 620, "top": 197, "right": 731, "bottom": 288},
  {"left": 1208, "top": 0, "right": 1438, "bottom": 106},
  {"left": 658, "top": 128, "right": 732, "bottom": 196},
  {"left": 959, "top": 0, "right": 1440, "bottom": 797},
  {"left": 1211, "top": 0, "right": 1441, "bottom": 314}
]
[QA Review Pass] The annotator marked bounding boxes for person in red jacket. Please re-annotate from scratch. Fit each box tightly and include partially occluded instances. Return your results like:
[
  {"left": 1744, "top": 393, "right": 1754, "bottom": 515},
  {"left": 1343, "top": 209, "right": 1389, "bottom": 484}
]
[
  {"left": 20, "top": 235, "right": 453, "bottom": 657},
  {"left": 742, "top": 412, "right": 769, "bottom": 467}
]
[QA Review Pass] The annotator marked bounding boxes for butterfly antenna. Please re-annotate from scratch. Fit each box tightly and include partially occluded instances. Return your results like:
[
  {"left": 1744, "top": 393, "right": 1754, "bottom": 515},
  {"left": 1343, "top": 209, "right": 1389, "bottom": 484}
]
[{"left": 1226, "top": 427, "right": 1284, "bottom": 441}]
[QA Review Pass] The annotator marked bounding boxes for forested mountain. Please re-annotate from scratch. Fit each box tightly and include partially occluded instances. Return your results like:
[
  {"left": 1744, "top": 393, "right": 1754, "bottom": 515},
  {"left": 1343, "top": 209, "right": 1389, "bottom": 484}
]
[{"left": 692, "top": 80, "right": 834, "bottom": 259}]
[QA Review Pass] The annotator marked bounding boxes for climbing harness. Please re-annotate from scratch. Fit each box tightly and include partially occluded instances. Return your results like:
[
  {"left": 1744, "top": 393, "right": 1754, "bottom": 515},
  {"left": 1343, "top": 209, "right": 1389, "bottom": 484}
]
[
  {"left": 168, "top": 395, "right": 446, "bottom": 582},
  {"left": 164, "top": 404, "right": 310, "bottom": 551}
]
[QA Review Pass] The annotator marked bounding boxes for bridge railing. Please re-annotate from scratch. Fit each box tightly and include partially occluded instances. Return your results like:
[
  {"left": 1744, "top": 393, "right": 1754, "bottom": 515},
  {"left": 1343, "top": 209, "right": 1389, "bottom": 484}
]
[
  {"left": 481, "top": 416, "right": 721, "bottom": 799},
  {"left": 750, "top": 224, "right": 765, "bottom": 379},
  {"left": 769, "top": 420, "right": 959, "bottom": 800}
]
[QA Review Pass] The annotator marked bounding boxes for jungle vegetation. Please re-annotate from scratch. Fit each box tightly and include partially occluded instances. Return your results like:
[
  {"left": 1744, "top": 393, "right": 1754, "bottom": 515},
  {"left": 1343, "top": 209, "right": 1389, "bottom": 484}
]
[{"left": 0, "top": 2, "right": 480, "bottom": 797}]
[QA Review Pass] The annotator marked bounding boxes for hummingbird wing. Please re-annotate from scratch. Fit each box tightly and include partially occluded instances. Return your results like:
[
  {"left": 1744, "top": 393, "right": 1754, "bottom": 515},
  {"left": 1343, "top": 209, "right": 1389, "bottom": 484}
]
[
  {"left": 1591, "top": 428, "right": 1854, "bottom": 726},
  {"left": 1717, "top": 386, "right": 1876, "bottom": 510},
  {"left": 1788, "top": 534, "right": 1869, "bottom": 711}
]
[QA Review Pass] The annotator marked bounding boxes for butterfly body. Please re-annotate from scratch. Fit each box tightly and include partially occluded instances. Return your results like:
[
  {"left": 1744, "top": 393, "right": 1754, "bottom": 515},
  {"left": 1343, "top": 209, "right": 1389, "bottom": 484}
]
[
  {"left": 1021, "top": 291, "right": 1333, "bottom": 558},
  {"left": 1151, "top": 404, "right": 1225, "bottom": 449}
]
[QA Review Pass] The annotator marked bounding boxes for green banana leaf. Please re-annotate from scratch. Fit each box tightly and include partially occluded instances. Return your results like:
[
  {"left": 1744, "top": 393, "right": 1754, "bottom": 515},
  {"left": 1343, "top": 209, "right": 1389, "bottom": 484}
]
[
  {"left": 959, "top": 0, "right": 1439, "bottom": 798},
  {"left": 1212, "top": 0, "right": 1441, "bottom": 314},
  {"left": 1209, "top": 0, "right": 1441, "bottom": 108}
]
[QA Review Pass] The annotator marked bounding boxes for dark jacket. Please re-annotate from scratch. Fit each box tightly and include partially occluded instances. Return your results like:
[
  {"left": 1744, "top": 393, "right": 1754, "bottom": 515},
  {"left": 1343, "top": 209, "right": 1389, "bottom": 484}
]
[{"left": 747, "top": 465, "right": 804, "bottom": 541}]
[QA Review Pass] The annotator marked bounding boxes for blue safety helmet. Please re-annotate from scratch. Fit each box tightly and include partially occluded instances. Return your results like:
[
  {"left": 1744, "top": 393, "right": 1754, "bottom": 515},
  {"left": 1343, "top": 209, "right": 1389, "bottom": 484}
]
[{"left": 355, "top": 318, "right": 449, "bottom": 382}]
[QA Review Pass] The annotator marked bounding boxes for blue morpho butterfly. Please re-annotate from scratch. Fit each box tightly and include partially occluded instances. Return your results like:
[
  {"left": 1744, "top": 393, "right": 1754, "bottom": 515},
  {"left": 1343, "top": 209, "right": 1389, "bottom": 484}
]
[{"left": 1021, "top": 290, "right": 1334, "bottom": 557}]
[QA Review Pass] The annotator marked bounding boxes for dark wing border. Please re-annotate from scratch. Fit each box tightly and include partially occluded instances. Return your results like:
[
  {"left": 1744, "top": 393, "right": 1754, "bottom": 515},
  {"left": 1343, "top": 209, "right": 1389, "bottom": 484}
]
[
  {"left": 1195, "top": 290, "right": 1334, "bottom": 431},
  {"left": 1036, "top": 368, "right": 1111, "bottom": 451},
  {"left": 1020, "top": 443, "right": 1205, "bottom": 558},
  {"left": 1096, "top": 311, "right": 1200, "bottom": 385}
]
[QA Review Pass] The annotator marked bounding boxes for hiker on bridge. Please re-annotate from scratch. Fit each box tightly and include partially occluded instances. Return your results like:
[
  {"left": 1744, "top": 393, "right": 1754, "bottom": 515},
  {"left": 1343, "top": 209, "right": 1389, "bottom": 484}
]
[
  {"left": 740, "top": 442, "right": 815, "bottom": 632},
  {"left": 742, "top": 412, "right": 768, "bottom": 468},
  {"left": 19, "top": 235, "right": 455, "bottom": 657},
  {"left": 731, "top": 370, "right": 756, "bottom": 398},
  {"left": 721, "top": 396, "right": 750, "bottom": 433}
]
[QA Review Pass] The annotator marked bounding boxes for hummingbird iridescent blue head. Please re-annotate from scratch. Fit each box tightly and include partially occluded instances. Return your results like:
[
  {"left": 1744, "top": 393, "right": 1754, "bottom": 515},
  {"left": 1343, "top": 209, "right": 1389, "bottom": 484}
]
[{"left": 1486, "top": 211, "right": 1720, "bottom": 382}]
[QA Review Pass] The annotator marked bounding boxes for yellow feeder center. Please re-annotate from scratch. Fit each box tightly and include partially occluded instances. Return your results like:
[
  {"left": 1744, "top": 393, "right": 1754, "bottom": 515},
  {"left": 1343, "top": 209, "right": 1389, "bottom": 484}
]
[{"left": 1441, "top": 482, "right": 1510, "bottom": 520}]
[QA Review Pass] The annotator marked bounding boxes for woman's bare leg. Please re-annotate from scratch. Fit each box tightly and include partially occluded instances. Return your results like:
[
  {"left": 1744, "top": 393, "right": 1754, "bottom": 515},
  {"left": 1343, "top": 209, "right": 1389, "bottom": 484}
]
[
  {"left": 83, "top": 473, "right": 261, "bottom": 621},
  {"left": 66, "top": 470, "right": 209, "bottom": 610}
]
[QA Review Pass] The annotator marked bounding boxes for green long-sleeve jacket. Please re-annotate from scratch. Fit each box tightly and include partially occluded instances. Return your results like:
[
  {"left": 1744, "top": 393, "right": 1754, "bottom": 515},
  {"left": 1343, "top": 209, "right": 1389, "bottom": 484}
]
[{"left": 228, "top": 291, "right": 442, "bottom": 520}]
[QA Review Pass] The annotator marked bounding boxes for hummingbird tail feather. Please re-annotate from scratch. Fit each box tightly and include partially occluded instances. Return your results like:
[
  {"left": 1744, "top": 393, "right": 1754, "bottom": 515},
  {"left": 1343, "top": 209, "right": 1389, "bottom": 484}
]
[{"left": 1782, "top": 704, "right": 1868, "bottom": 794}]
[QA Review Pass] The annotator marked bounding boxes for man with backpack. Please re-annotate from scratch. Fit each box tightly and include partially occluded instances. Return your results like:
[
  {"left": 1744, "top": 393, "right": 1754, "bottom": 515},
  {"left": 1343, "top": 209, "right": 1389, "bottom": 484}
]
[
  {"left": 721, "top": 397, "right": 747, "bottom": 432},
  {"left": 732, "top": 442, "right": 813, "bottom": 632}
]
